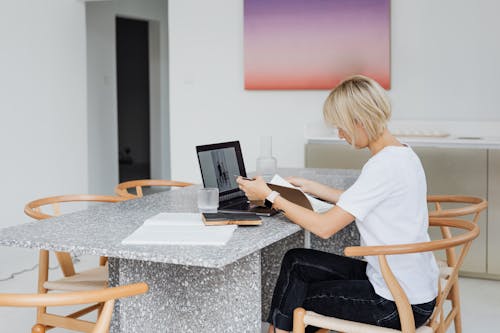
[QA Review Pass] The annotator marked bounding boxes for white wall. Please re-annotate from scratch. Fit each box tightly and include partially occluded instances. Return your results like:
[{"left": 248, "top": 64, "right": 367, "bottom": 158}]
[
  {"left": 390, "top": 0, "right": 500, "bottom": 121},
  {"left": 0, "top": 0, "right": 88, "bottom": 275},
  {"left": 86, "top": 0, "right": 169, "bottom": 195},
  {"left": 169, "top": 0, "right": 500, "bottom": 182}
]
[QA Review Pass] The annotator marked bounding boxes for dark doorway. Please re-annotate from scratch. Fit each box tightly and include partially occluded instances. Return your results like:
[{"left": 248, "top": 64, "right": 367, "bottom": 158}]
[{"left": 116, "top": 17, "right": 150, "bottom": 182}]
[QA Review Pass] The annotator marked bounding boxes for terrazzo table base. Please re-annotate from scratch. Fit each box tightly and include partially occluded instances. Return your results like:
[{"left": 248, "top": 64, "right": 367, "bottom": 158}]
[{"left": 109, "top": 231, "right": 304, "bottom": 333}]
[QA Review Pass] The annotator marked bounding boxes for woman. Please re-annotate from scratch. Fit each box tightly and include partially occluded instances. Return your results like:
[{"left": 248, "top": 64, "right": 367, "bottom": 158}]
[{"left": 237, "top": 75, "right": 438, "bottom": 333}]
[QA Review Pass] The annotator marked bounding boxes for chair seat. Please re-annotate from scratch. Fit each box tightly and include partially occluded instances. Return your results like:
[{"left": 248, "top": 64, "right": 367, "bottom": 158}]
[
  {"left": 436, "top": 259, "right": 454, "bottom": 293},
  {"left": 304, "top": 311, "right": 433, "bottom": 333},
  {"left": 437, "top": 259, "right": 453, "bottom": 277},
  {"left": 44, "top": 266, "right": 108, "bottom": 292}
]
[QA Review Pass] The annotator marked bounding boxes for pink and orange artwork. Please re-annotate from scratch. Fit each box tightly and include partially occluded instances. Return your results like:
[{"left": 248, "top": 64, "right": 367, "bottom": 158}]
[{"left": 244, "top": 0, "right": 390, "bottom": 90}]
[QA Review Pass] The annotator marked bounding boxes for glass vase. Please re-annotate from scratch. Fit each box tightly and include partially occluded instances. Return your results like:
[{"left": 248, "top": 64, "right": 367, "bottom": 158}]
[{"left": 256, "top": 136, "right": 277, "bottom": 181}]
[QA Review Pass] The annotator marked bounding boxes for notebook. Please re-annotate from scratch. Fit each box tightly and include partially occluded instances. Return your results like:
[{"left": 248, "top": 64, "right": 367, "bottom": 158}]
[
  {"left": 196, "top": 141, "right": 277, "bottom": 216},
  {"left": 201, "top": 212, "right": 262, "bottom": 226},
  {"left": 268, "top": 175, "right": 333, "bottom": 213},
  {"left": 122, "top": 213, "right": 237, "bottom": 246}
]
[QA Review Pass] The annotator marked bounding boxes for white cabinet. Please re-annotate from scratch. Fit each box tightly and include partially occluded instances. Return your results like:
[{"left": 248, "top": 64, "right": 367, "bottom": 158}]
[
  {"left": 306, "top": 143, "right": 497, "bottom": 278},
  {"left": 488, "top": 150, "right": 500, "bottom": 276},
  {"left": 413, "top": 147, "right": 487, "bottom": 274},
  {"left": 305, "top": 143, "right": 371, "bottom": 169}
]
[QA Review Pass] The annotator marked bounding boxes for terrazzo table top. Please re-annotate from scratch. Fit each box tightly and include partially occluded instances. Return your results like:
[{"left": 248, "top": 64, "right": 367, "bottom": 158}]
[{"left": 0, "top": 168, "right": 360, "bottom": 269}]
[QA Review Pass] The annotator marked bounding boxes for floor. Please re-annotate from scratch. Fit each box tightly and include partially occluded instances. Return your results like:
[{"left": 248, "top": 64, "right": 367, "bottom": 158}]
[{"left": 1, "top": 250, "right": 499, "bottom": 332}]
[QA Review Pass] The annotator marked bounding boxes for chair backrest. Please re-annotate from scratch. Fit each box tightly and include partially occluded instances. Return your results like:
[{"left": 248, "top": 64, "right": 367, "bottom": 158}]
[
  {"left": 114, "top": 179, "right": 193, "bottom": 199},
  {"left": 427, "top": 195, "right": 486, "bottom": 271},
  {"left": 344, "top": 218, "right": 480, "bottom": 333},
  {"left": 24, "top": 194, "right": 126, "bottom": 276},
  {"left": 0, "top": 282, "right": 148, "bottom": 333},
  {"left": 427, "top": 195, "right": 487, "bottom": 222}
]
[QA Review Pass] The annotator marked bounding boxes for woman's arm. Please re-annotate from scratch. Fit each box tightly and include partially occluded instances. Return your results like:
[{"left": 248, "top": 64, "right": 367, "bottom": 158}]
[
  {"left": 287, "top": 177, "right": 344, "bottom": 203},
  {"left": 273, "top": 196, "right": 354, "bottom": 239},
  {"left": 237, "top": 177, "right": 354, "bottom": 239}
]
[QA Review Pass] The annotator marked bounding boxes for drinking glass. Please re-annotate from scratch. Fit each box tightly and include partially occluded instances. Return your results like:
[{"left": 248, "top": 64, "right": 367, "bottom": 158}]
[{"left": 197, "top": 188, "right": 219, "bottom": 213}]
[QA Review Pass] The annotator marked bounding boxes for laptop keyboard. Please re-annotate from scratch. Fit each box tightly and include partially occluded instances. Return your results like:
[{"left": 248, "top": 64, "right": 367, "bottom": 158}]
[{"left": 223, "top": 200, "right": 250, "bottom": 210}]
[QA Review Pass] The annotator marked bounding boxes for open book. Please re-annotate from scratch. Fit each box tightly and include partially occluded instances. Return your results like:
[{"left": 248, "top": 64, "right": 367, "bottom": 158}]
[
  {"left": 122, "top": 213, "right": 237, "bottom": 246},
  {"left": 268, "top": 175, "right": 333, "bottom": 213}
]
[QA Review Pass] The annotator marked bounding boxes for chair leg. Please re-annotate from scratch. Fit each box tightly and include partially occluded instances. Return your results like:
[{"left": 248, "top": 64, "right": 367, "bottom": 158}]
[
  {"left": 450, "top": 284, "right": 462, "bottom": 333},
  {"left": 293, "top": 308, "right": 307, "bottom": 333},
  {"left": 32, "top": 324, "right": 46, "bottom": 333},
  {"left": 98, "top": 302, "right": 104, "bottom": 317},
  {"left": 99, "top": 256, "right": 108, "bottom": 266},
  {"left": 34, "top": 250, "right": 48, "bottom": 333}
]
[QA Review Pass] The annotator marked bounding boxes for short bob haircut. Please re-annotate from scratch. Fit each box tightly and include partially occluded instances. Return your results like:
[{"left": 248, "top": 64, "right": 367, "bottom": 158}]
[{"left": 323, "top": 75, "right": 391, "bottom": 146}]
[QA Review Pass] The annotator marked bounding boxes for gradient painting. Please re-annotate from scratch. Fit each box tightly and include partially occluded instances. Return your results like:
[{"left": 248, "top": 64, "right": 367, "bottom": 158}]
[{"left": 244, "top": 0, "right": 390, "bottom": 90}]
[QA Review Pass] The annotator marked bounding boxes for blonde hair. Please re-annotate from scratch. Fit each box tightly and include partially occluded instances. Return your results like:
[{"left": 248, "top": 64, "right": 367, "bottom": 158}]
[{"left": 323, "top": 75, "right": 391, "bottom": 145}]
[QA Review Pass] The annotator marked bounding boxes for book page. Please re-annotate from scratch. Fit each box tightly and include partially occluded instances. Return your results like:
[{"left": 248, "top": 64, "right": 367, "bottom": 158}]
[
  {"left": 122, "top": 213, "right": 237, "bottom": 246},
  {"left": 121, "top": 225, "right": 236, "bottom": 246},
  {"left": 143, "top": 213, "right": 204, "bottom": 226}
]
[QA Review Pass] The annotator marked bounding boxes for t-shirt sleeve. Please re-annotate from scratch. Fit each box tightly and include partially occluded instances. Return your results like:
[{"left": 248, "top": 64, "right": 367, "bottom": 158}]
[{"left": 337, "top": 160, "right": 395, "bottom": 221}]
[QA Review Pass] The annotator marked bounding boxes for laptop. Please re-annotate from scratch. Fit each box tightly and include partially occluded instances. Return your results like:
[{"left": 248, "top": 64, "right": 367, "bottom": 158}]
[{"left": 196, "top": 141, "right": 278, "bottom": 216}]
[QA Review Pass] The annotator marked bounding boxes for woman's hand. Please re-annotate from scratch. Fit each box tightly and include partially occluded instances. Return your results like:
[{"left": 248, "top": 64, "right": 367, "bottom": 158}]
[
  {"left": 286, "top": 176, "right": 314, "bottom": 194},
  {"left": 236, "top": 176, "right": 354, "bottom": 239},
  {"left": 236, "top": 176, "right": 272, "bottom": 201},
  {"left": 287, "top": 176, "right": 344, "bottom": 204}
]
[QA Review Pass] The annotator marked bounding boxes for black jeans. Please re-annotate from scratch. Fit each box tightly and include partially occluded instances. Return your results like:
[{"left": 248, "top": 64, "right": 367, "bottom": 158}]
[{"left": 267, "top": 249, "right": 436, "bottom": 332}]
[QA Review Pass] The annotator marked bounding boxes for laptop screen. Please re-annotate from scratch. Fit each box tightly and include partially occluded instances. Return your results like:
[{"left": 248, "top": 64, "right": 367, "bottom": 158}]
[{"left": 196, "top": 141, "right": 248, "bottom": 197}]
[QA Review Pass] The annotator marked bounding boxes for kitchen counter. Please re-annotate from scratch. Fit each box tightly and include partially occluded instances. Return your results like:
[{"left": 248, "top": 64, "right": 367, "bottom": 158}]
[{"left": 306, "top": 120, "right": 500, "bottom": 149}]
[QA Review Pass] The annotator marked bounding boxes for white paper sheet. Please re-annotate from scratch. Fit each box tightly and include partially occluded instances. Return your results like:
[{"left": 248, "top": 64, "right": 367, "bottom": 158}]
[{"left": 122, "top": 213, "right": 237, "bottom": 246}]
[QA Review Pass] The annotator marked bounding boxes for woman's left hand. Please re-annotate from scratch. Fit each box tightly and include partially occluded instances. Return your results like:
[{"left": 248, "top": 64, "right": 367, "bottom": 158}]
[{"left": 236, "top": 176, "right": 272, "bottom": 201}]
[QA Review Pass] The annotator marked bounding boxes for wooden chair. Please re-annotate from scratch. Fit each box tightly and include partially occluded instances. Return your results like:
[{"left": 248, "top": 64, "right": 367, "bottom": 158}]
[
  {"left": 427, "top": 195, "right": 487, "bottom": 221},
  {"left": 114, "top": 179, "right": 193, "bottom": 199},
  {"left": 0, "top": 282, "right": 148, "bottom": 333},
  {"left": 427, "top": 195, "right": 487, "bottom": 333},
  {"left": 24, "top": 194, "right": 127, "bottom": 333},
  {"left": 292, "top": 217, "right": 480, "bottom": 333}
]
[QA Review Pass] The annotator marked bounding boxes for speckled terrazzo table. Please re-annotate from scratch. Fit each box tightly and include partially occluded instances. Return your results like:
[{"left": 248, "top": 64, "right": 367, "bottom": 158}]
[{"left": 0, "top": 168, "right": 360, "bottom": 333}]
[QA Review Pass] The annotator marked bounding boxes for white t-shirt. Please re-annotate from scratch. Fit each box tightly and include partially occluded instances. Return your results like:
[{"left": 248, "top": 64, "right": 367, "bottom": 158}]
[{"left": 336, "top": 145, "right": 439, "bottom": 304}]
